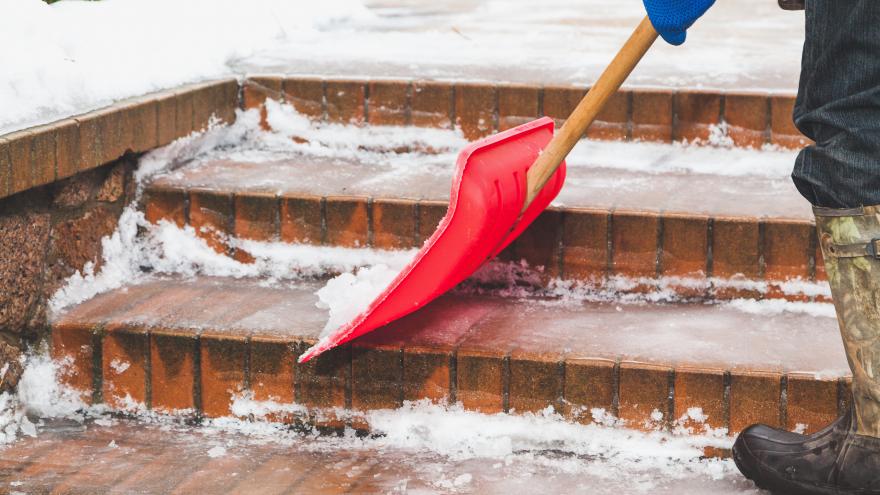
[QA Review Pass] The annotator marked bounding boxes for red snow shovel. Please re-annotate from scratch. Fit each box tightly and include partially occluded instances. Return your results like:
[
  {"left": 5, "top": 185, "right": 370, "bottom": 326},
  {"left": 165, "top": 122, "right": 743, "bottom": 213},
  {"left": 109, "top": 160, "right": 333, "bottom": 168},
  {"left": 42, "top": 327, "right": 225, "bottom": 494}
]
[{"left": 299, "top": 17, "right": 659, "bottom": 363}]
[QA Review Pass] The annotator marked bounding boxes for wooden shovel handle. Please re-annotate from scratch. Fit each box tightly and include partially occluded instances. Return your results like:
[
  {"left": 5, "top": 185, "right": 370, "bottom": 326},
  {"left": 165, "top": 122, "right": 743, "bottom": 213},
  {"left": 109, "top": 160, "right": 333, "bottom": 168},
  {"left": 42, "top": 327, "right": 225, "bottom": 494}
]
[{"left": 523, "top": 16, "right": 659, "bottom": 211}]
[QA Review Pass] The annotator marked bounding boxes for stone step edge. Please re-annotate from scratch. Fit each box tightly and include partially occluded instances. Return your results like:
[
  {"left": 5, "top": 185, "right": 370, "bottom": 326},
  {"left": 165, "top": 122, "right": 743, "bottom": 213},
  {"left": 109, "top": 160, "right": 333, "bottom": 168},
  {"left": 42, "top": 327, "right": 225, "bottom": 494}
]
[
  {"left": 143, "top": 185, "right": 828, "bottom": 299},
  {"left": 242, "top": 75, "right": 808, "bottom": 149},
  {"left": 0, "top": 78, "right": 239, "bottom": 202},
  {"left": 52, "top": 321, "right": 849, "bottom": 439}
]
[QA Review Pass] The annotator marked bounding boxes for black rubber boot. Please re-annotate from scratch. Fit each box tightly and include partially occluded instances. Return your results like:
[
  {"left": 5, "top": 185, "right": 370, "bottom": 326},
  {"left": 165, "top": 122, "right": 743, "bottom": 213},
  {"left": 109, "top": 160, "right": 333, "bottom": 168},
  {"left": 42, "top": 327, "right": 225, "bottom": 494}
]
[{"left": 733, "top": 410, "right": 880, "bottom": 494}]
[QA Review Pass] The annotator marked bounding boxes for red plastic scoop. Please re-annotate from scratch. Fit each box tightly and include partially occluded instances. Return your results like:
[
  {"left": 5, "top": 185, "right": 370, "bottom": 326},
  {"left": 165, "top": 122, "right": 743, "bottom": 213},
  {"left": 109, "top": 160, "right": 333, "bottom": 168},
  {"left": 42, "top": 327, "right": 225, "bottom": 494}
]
[{"left": 299, "top": 17, "right": 659, "bottom": 363}]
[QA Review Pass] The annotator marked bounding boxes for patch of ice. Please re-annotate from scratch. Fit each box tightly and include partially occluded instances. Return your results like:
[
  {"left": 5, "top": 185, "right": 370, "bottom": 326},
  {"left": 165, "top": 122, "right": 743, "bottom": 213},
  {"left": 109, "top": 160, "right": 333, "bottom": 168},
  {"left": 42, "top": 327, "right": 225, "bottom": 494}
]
[
  {"left": 207, "top": 446, "right": 227, "bottom": 458},
  {"left": 724, "top": 298, "right": 836, "bottom": 319},
  {"left": 109, "top": 359, "right": 130, "bottom": 374}
]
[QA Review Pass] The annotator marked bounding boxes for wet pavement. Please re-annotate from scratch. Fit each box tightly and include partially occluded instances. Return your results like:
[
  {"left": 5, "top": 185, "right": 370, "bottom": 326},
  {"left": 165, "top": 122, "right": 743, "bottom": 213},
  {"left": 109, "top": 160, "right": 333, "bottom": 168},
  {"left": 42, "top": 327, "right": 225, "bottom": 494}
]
[{"left": 0, "top": 416, "right": 765, "bottom": 494}]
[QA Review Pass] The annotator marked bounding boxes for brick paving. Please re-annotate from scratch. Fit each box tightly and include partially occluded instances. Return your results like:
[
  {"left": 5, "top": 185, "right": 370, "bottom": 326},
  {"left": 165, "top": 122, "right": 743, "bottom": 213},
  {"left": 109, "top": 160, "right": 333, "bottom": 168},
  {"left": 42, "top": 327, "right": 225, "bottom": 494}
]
[{"left": 0, "top": 417, "right": 763, "bottom": 494}]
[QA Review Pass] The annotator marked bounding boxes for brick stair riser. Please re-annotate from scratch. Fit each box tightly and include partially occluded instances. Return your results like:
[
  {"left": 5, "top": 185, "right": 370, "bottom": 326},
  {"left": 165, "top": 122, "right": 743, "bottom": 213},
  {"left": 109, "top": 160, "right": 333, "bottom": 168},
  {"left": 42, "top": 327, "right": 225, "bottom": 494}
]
[
  {"left": 52, "top": 323, "right": 848, "bottom": 439},
  {"left": 0, "top": 76, "right": 806, "bottom": 205},
  {"left": 242, "top": 76, "right": 809, "bottom": 149},
  {"left": 143, "top": 187, "right": 828, "bottom": 302},
  {"left": 0, "top": 79, "right": 239, "bottom": 202}
]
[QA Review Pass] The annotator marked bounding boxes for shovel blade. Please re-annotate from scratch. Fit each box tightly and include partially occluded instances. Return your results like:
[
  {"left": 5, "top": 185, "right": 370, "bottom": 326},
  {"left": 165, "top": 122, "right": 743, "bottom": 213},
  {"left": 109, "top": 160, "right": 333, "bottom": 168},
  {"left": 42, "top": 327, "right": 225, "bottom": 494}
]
[{"left": 299, "top": 117, "right": 566, "bottom": 362}]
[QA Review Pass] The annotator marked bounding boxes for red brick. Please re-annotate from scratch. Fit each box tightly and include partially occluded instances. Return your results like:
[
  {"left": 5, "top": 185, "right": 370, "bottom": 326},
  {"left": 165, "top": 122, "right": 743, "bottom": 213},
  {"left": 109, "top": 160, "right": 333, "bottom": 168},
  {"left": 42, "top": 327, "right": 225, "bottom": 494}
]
[
  {"left": 51, "top": 323, "right": 95, "bottom": 404},
  {"left": 174, "top": 90, "right": 195, "bottom": 139},
  {"left": 455, "top": 83, "right": 496, "bottom": 140},
  {"left": 787, "top": 373, "right": 839, "bottom": 434},
  {"left": 91, "top": 107, "right": 129, "bottom": 165},
  {"left": 563, "top": 358, "right": 615, "bottom": 423},
  {"left": 74, "top": 112, "right": 103, "bottom": 172},
  {"left": 542, "top": 85, "right": 586, "bottom": 129},
  {"left": 403, "top": 345, "right": 452, "bottom": 404},
  {"left": 411, "top": 81, "right": 453, "bottom": 128},
  {"left": 155, "top": 91, "right": 179, "bottom": 146},
  {"left": 712, "top": 216, "right": 760, "bottom": 279},
  {"left": 150, "top": 331, "right": 197, "bottom": 413},
  {"left": 561, "top": 207, "right": 609, "bottom": 281},
  {"left": 660, "top": 213, "right": 709, "bottom": 278},
  {"left": 249, "top": 337, "right": 296, "bottom": 421},
  {"left": 53, "top": 120, "right": 78, "bottom": 182},
  {"left": 612, "top": 210, "right": 660, "bottom": 278},
  {"left": 771, "top": 95, "right": 809, "bottom": 148},
  {"left": 127, "top": 97, "right": 159, "bottom": 153},
  {"left": 30, "top": 127, "right": 57, "bottom": 188},
  {"left": 632, "top": 89, "right": 673, "bottom": 142},
  {"left": 497, "top": 84, "right": 540, "bottom": 131},
  {"left": 326, "top": 80, "right": 366, "bottom": 124},
  {"left": 417, "top": 200, "right": 448, "bottom": 245},
  {"left": 189, "top": 188, "right": 233, "bottom": 255},
  {"left": 200, "top": 334, "right": 248, "bottom": 418},
  {"left": 514, "top": 208, "right": 562, "bottom": 280},
  {"left": 372, "top": 198, "right": 416, "bottom": 249},
  {"left": 763, "top": 219, "right": 812, "bottom": 281},
  {"left": 283, "top": 77, "right": 325, "bottom": 119},
  {"left": 351, "top": 344, "right": 403, "bottom": 411},
  {"left": 280, "top": 193, "right": 323, "bottom": 245},
  {"left": 725, "top": 93, "right": 769, "bottom": 148},
  {"left": 674, "top": 367, "right": 726, "bottom": 430},
  {"left": 508, "top": 350, "right": 563, "bottom": 414},
  {"left": 456, "top": 348, "right": 505, "bottom": 413},
  {"left": 325, "top": 196, "right": 370, "bottom": 248},
  {"left": 6, "top": 130, "right": 33, "bottom": 195},
  {"left": 673, "top": 91, "right": 722, "bottom": 142},
  {"left": 243, "top": 76, "right": 282, "bottom": 130},
  {"left": 102, "top": 330, "right": 148, "bottom": 410},
  {"left": 619, "top": 362, "right": 671, "bottom": 427},
  {"left": 729, "top": 370, "right": 782, "bottom": 433},
  {"left": 143, "top": 187, "right": 186, "bottom": 227},
  {"left": 233, "top": 191, "right": 279, "bottom": 242},
  {"left": 587, "top": 90, "right": 630, "bottom": 141},
  {"left": 192, "top": 80, "right": 238, "bottom": 131},
  {"left": 367, "top": 80, "right": 410, "bottom": 126},
  {"left": 296, "top": 342, "right": 350, "bottom": 427},
  {"left": 0, "top": 137, "right": 9, "bottom": 197}
]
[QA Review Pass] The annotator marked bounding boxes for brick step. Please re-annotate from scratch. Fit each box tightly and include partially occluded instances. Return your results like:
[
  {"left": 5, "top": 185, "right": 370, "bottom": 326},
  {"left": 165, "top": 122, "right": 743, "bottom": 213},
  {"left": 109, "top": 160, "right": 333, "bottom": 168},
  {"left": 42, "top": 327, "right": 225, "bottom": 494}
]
[
  {"left": 53, "top": 276, "right": 848, "bottom": 436},
  {"left": 242, "top": 76, "right": 809, "bottom": 149},
  {"left": 144, "top": 153, "right": 825, "bottom": 301}
]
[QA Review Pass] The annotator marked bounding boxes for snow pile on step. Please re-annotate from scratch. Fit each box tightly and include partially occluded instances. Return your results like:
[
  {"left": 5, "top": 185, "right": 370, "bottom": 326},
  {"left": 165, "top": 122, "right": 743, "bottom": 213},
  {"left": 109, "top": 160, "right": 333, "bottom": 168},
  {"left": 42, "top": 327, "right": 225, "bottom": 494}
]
[{"left": 0, "top": 353, "right": 87, "bottom": 445}]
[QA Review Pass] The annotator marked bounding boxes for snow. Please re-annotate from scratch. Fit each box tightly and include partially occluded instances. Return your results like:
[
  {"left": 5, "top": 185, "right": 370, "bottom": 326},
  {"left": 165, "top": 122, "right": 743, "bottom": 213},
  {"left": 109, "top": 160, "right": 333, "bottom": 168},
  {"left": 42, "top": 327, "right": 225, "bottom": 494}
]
[
  {"left": 207, "top": 445, "right": 227, "bottom": 458},
  {"left": 316, "top": 264, "right": 406, "bottom": 337},
  {"left": 1, "top": 0, "right": 801, "bottom": 135},
  {"left": 0, "top": 0, "right": 372, "bottom": 134}
]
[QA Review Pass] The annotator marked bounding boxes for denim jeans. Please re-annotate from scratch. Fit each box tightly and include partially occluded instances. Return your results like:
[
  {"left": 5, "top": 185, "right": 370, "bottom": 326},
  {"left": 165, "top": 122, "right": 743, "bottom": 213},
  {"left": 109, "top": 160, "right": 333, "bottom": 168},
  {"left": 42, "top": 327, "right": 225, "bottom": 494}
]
[{"left": 791, "top": 1, "right": 880, "bottom": 209}]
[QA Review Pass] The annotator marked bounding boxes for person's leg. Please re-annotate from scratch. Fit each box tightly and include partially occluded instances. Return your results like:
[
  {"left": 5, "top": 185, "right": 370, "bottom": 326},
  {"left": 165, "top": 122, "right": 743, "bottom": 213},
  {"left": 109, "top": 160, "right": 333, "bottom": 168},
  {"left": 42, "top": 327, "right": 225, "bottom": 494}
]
[
  {"left": 733, "top": 2, "right": 880, "bottom": 493},
  {"left": 791, "top": 1, "right": 880, "bottom": 208}
]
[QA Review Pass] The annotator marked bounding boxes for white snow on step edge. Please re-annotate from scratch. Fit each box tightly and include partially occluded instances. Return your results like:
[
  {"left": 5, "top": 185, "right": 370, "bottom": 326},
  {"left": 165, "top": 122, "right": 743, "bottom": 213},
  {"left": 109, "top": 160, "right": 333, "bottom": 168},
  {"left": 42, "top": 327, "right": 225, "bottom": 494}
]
[{"left": 211, "top": 101, "right": 798, "bottom": 180}]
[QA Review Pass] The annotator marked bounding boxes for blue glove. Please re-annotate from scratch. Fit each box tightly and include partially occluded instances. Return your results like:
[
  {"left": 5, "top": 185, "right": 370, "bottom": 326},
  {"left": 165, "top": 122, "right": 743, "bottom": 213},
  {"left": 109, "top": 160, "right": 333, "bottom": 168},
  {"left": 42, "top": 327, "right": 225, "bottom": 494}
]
[{"left": 643, "top": 0, "right": 716, "bottom": 46}]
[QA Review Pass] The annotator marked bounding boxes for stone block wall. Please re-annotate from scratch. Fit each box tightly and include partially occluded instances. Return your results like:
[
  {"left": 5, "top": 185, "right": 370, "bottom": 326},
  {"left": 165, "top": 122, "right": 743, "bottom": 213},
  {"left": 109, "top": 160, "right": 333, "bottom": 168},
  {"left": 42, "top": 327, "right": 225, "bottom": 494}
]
[{"left": 0, "top": 157, "right": 137, "bottom": 391}]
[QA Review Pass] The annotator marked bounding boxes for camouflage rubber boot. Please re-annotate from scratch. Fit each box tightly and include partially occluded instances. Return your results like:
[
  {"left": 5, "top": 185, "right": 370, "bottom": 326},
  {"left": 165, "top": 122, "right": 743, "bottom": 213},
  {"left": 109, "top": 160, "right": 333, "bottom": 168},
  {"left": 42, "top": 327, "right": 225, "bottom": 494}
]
[{"left": 733, "top": 205, "right": 880, "bottom": 494}]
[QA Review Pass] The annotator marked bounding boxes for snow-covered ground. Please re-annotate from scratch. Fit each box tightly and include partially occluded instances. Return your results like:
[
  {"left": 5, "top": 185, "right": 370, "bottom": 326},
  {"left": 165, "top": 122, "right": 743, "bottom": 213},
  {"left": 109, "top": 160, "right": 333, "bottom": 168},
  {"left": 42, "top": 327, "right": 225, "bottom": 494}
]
[{"left": 1, "top": 0, "right": 802, "bottom": 134}]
